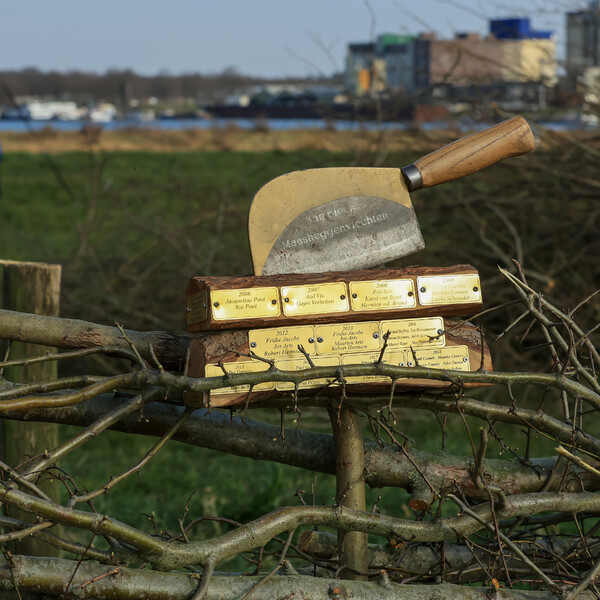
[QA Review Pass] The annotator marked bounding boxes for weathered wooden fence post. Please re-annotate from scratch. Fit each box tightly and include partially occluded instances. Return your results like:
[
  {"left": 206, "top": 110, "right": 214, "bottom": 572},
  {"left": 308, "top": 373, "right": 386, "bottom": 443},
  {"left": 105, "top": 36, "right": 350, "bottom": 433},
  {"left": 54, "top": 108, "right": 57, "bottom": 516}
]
[
  {"left": 0, "top": 259, "right": 62, "bottom": 557},
  {"left": 328, "top": 406, "right": 368, "bottom": 581}
]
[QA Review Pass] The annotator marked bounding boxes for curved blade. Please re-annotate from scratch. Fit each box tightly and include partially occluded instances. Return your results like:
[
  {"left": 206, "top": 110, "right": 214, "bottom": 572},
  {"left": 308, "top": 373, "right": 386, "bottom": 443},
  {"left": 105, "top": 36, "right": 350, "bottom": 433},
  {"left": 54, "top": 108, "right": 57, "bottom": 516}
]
[
  {"left": 261, "top": 195, "right": 424, "bottom": 275},
  {"left": 248, "top": 167, "right": 414, "bottom": 275}
]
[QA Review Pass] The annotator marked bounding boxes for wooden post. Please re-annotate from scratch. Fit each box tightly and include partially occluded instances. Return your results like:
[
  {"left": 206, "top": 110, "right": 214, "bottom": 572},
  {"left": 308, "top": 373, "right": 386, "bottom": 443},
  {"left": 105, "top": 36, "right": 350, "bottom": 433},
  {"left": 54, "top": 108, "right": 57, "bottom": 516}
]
[
  {"left": 0, "top": 260, "right": 62, "bottom": 557},
  {"left": 328, "top": 406, "right": 368, "bottom": 581}
]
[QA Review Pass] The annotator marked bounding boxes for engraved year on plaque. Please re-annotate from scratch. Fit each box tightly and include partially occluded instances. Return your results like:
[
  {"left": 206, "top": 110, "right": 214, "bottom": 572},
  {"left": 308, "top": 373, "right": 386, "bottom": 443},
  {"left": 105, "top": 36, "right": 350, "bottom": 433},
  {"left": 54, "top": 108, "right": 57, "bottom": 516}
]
[
  {"left": 349, "top": 279, "right": 416, "bottom": 312},
  {"left": 315, "top": 321, "right": 380, "bottom": 355},
  {"left": 248, "top": 325, "right": 315, "bottom": 359},
  {"left": 281, "top": 282, "right": 349, "bottom": 316},
  {"left": 381, "top": 317, "right": 445, "bottom": 350},
  {"left": 417, "top": 274, "right": 482, "bottom": 306},
  {"left": 205, "top": 360, "right": 274, "bottom": 395},
  {"left": 275, "top": 355, "right": 340, "bottom": 391},
  {"left": 211, "top": 287, "right": 280, "bottom": 320}
]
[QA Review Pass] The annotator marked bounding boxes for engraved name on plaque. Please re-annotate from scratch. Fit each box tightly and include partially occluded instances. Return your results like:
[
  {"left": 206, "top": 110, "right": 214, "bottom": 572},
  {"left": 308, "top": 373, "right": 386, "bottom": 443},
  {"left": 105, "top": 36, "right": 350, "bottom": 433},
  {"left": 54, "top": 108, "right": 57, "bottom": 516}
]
[
  {"left": 417, "top": 274, "right": 482, "bottom": 306},
  {"left": 349, "top": 279, "right": 416, "bottom": 312},
  {"left": 382, "top": 317, "right": 445, "bottom": 350},
  {"left": 281, "top": 282, "right": 349, "bottom": 316},
  {"left": 315, "top": 321, "right": 380, "bottom": 354},
  {"left": 249, "top": 325, "right": 315, "bottom": 358},
  {"left": 413, "top": 345, "right": 471, "bottom": 370},
  {"left": 210, "top": 287, "right": 281, "bottom": 320}
]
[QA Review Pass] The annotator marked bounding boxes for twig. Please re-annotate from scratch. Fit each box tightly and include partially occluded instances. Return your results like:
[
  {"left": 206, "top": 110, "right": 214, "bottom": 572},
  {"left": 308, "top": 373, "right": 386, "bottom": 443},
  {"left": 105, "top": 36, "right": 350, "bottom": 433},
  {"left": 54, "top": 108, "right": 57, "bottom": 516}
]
[
  {"left": 0, "top": 519, "right": 54, "bottom": 543},
  {"left": 472, "top": 428, "right": 488, "bottom": 490},
  {"left": 377, "top": 331, "right": 391, "bottom": 364},
  {"left": 178, "top": 491, "right": 196, "bottom": 544},
  {"left": 190, "top": 559, "right": 216, "bottom": 600},
  {"left": 65, "top": 532, "right": 98, "bottom": 593},
  {"left": 449, "top": 494, "right": 561, "bottom": 593},
  {"left": 0, "top": 460, "right": 52, "bottom": 500},
  {"left": 0, "top": 372, "right": 139, "bottom": 412},
  {"left": 494, "top": 309, "right": 530, "bottom": 343},
  {"left": 556, "top": 446, "right": 600, "bottom": 479},
  {"left": 240, "top": 530, "right": 295, "bottom": 599},
  {"left": 564, "top": 554, "right": 600, "bottom": 600},
  {"left": 500, "top": 268, "right": 600, "bottom": 390},
  {"left": 75, "top": 567, "right": 120, "bottom": 589},
  {"left": 116, "top": 322, "right": 146, "bottom": 368},
  {"left": 69, "top": 407, "right": 194, "bottom": 505},
  {"left": 297, "top": 344, "right": 315, "bottom": 368},
  {"left": 148, "top": 343, "right": 164, "bottom": 371},
  {"left": 0, "top": 345, "right": 138, "bottom": 370},
  {"left": 0, "top": 516, "right": 109, "bottom": 562},
  {"left": 22, "top": 388, "right": 161, "bottom": 480},
  {"left": 1, "top": 549, "right": 22, "bottom": 600}
]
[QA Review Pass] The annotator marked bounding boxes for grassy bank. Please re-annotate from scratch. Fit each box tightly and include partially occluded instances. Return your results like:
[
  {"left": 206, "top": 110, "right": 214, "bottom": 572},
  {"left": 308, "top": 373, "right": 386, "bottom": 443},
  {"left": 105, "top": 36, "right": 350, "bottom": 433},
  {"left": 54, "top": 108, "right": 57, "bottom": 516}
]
[
  {"left": 1, "top": 133, "right": 598, "bottom": 560},
  {"left": 0, "top": 124, "right": 483, "bottom": 154}
]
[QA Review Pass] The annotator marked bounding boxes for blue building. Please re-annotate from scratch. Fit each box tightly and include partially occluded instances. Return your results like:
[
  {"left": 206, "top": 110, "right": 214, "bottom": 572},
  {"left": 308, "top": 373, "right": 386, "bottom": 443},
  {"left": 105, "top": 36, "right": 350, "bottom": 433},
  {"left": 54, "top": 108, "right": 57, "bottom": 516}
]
[{"left": 490, "top": 18, "right": 553, "bottom": 40}]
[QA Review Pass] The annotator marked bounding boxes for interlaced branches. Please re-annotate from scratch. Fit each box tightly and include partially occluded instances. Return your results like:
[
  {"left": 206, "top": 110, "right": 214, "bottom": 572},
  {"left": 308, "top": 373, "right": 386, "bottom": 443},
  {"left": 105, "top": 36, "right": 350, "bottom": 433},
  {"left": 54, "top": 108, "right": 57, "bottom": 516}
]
[{"left": 0, "top": 266, "right": 599, "bottom": 599}]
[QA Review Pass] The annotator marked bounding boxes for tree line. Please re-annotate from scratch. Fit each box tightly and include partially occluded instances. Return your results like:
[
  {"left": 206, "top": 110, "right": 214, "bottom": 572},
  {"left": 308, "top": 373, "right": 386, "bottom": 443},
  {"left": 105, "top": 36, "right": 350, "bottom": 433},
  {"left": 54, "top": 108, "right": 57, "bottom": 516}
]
[{"left": 0, "top": 67, "right": 339, "bottom": 107}]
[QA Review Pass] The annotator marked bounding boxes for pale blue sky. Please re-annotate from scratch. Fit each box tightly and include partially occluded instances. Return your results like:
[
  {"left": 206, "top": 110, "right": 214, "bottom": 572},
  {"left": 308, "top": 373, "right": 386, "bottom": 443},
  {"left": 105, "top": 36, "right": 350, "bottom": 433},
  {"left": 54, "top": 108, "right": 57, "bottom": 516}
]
[{"left": 0, "top": 1, "right": 573, "bottom": 77}]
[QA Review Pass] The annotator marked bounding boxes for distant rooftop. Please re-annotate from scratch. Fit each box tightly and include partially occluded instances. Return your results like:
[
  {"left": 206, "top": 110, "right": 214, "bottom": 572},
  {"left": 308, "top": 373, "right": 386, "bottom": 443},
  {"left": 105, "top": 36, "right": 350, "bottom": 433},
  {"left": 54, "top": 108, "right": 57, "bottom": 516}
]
[
  {"left": 490, "top": 18, "right": 553, "bottom": 40},
  {"left": 567, "top": 0, "right": 599, "bottom": 15},
  {"left": 377, "top": 33, "right": 414, "bottom": 48},
  {"left": 348, "top": 42, "right": 375, "bottom": 52}
]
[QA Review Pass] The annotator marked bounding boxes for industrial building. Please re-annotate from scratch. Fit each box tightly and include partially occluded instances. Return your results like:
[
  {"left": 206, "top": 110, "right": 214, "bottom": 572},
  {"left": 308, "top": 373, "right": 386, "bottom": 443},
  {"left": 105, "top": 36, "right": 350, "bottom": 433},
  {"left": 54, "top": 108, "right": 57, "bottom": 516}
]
[
  {"left": 345, "top": 17, "right": 556, "bottom": 106},
  {"left": 566, "top": 0, "right": 600, "bottom": 95}
]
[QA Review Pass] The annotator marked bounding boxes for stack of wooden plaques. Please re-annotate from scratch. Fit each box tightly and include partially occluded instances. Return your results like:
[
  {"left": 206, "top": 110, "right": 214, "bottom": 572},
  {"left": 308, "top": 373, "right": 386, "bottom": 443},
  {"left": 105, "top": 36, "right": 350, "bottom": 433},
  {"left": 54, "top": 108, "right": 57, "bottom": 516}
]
[{"left": 184, "top": 264, "right": 491, "bottom": 408}]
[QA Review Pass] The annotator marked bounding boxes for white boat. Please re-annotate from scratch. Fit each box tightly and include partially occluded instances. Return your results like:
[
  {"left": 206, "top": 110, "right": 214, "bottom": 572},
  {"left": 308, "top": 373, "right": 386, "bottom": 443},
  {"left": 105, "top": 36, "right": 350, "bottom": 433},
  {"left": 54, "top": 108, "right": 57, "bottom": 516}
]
[{"left": 88, "top": 103, "right": 117, "bottom": 123}]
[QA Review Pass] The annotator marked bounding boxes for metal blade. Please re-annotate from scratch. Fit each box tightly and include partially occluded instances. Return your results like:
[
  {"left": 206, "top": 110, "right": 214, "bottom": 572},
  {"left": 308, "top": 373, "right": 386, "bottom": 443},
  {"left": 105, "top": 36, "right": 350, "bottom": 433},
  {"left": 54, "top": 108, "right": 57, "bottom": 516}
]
[{"left": 260, "top": 196, "right": 425, "bottom": 275}]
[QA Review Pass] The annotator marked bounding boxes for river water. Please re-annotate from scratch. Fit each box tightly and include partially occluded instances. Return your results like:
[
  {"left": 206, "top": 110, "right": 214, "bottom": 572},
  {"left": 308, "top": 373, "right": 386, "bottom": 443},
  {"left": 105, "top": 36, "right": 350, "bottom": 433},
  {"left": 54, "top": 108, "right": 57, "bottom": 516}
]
[{"left": 0, "top": 116, "right": 596, "bottom": 133}]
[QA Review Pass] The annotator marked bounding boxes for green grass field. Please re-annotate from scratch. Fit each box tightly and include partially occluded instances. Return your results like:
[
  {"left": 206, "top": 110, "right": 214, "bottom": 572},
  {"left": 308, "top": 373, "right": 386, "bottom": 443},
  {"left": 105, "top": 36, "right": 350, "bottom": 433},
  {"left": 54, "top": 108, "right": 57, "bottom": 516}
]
[{"left": 1, "top": 142, "right": 598, "bottom": 566}]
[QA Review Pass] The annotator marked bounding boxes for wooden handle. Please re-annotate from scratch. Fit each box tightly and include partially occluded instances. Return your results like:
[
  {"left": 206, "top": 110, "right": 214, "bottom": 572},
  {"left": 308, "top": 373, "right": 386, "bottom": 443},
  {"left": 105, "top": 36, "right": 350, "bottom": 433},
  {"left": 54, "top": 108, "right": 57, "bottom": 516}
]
[{"left": 406, "top": 116, "right": 534, "bottom": 190}]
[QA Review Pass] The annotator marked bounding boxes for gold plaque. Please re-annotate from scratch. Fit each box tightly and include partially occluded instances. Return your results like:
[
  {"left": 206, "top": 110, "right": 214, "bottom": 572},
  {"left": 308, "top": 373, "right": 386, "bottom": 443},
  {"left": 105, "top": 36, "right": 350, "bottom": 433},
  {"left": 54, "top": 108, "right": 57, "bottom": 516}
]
[
  {"left": 281, "top": 282, "right": 349, "bottom": 316},
  {"left": 341, "top": 350, "right": 405, "bottom": 383},
  {"left": 349, "top": 279, "right": 416, "bottom": 312},
  {"left": 249, "top": 325, "right": 316, "bottom": 359},
  {"left": 185, "top": 291, "right": 208, "bottom": 325},
  {"left": 412, "top": 345, "right": 471, "bottom": 370},
  {"left": 205, "top": 360, "right": 274, "bottom": 395},
  {"left": 417, "top": 274, "right": 482, "bottom": 306},
  {"left": 211, "top": 287, "right": 280, "bottom": 321},
  {"left": 315, "top": 321, "right": 381, "bottom": 355},
  {"left": 381, "top": 317, "right": 445, "bottom": 350},
  {"left": 275, "top": 355, "right": 340, "bottom": 391}
]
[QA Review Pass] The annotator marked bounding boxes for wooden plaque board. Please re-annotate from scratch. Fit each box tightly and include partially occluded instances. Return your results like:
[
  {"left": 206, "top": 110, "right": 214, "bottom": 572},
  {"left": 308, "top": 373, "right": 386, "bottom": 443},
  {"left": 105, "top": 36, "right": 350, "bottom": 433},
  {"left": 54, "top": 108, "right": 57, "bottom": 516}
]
[
  {"left": 184, "top": 318, "right": 492, "bottom": 408},
  {"left": 185, "top": 265, "right": 483, "bottom": 332}
]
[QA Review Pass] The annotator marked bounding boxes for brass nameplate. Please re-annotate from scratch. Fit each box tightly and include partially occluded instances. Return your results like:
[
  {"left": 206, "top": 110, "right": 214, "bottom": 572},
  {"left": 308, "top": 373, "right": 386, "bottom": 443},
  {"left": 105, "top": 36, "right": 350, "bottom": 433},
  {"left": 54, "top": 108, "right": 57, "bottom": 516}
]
[
  {"left": 341, "top": 351, "right": 405, "bottom": 383},
  {"left": 413, "top": 345, "right": 470, "bottom": 370},
  {"left": 381, "top": 317, "right": 445, "bottom": 350},
  {"left": 275, "top": 355, "right": 340, "bottom": 390},
  {"left": 349, "top": 279, "right": 416, "bottom": 312},
  {"left": 249, "top": 325, "right": 315, "bottom": 359},
  {"left": 417, "top": 274, "right": 482, "bottom": 306},
  {"left": 185, "top": 291, "right": 208, "bottom": 325},
  {"left": 211, "top": 287, "right": 280, "bottom": 320},
  {"left": 205, "top": 361, "right": 274, "bottom": 395},
  {"left": 315, "top": 321, "right": 380, "bottom": 355},
  {"left": 281, "top": 282, "right": 349, "bottom": 316}
]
